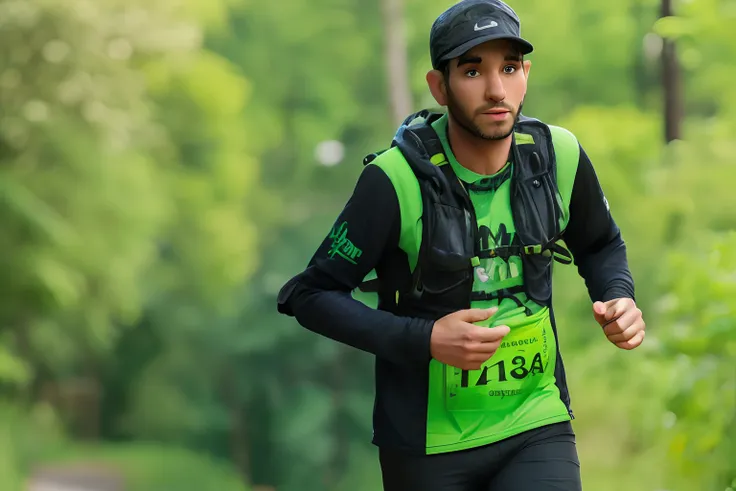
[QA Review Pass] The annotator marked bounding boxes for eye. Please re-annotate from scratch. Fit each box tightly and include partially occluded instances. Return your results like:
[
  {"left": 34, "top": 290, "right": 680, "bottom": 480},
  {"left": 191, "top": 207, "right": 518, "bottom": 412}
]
[
  {"left": 465, "top": 69, "right": 480, "bottom": 78},
  {"left": 503, "top": 65, "right": 517, "bottom": 74}
]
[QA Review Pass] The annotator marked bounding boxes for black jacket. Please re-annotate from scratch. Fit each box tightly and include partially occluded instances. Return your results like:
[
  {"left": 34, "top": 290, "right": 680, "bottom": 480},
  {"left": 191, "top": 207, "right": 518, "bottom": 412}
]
[{"left": 277, "top": 139, "right": 634, "bottom": 453}]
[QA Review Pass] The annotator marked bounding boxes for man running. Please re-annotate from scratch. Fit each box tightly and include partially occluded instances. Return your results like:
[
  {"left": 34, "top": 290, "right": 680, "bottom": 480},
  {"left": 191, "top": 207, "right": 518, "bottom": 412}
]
[{"left": 277, "top": 0, "right": 646, "bottom": 489}]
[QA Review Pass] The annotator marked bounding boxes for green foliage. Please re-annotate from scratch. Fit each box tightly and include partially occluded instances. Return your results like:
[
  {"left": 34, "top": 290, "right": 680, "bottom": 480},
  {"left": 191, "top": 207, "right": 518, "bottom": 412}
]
[
  {"left": 0, "top": 0, "right": 733, "bottom": 489},
  {"left": 1, "top": 402, "right": 251, "bottom": 491},
  {"left": 0, "top": 0, "right": 178, "bottom": 380},
  {"left": 0, "top": 401, "right": 66, "bottom": 490},
  {"left": 658, "top": 232, "right": 736, "bottom": 491},
  {"left": 37, "top": 442, "right": 251, "bottom": 491}
]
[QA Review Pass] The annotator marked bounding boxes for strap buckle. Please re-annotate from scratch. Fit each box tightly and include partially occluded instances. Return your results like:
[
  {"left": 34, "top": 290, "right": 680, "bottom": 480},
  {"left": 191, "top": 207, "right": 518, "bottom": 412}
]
[{"left": 523, "top": 245, "right": 542, "bottom": 255}]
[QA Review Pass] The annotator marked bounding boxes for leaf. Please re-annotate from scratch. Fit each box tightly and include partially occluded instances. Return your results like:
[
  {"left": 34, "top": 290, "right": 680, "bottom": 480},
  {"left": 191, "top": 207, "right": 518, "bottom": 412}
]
[
  {"left": 652, "top": 16, "right": 695, "bottom": 40},
  {"left": 0, "top": 345, "right": 31, "bottom": 386}
]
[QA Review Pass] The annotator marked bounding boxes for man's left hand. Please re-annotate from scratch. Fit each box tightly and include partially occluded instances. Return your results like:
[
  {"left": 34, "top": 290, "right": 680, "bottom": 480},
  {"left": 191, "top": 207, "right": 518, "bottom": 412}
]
[{"left": 592, "top": 298, "right": 646, "bottom": 350}]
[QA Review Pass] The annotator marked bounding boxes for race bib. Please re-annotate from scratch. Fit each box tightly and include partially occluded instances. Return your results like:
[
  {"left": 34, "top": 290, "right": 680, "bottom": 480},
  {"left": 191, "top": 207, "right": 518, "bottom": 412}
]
[{"left": 445, "top": 306, "right": 556, "bottom": 413}]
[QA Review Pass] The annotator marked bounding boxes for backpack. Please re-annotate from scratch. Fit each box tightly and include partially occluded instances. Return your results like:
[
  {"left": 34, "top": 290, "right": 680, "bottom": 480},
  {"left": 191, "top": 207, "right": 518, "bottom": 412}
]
[{"left": 359, "top": 110, "right": 574, "bottom": 314}]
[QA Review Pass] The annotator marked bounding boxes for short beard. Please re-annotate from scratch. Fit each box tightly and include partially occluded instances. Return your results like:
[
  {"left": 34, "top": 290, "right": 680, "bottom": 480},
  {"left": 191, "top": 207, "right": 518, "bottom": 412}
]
[{"left": 446, "top": 88, "right": 524, "bottom": 141}]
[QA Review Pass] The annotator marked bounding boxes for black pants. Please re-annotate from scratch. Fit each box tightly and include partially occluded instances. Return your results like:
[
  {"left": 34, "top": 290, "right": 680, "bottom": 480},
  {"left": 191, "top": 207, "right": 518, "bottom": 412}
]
[{"left": 379, "top": 421, "right": 582, "bottom": 491}]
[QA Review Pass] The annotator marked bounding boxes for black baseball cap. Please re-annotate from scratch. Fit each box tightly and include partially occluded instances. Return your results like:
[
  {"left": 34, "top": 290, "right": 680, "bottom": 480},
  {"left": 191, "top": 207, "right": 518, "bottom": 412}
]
[{"left": 430, "top": 0, "right": 533, "bottom": 70}]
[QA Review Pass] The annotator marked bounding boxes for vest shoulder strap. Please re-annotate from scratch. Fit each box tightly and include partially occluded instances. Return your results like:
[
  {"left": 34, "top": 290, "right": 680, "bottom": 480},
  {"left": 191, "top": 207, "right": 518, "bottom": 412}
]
[
  {"left": 548, "top": 125, "right": 580, "bottom": 230},
  {"left": 368, "top": 147, "right": 425, "bottom": 274},
  {"left": 507, "top": 117, "right": 577, "bottom": 266}
]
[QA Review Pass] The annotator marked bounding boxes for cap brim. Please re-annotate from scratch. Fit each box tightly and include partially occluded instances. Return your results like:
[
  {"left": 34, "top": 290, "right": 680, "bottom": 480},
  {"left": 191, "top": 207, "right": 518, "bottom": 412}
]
[{"left": 440, "top": 34, "right": 533, "bottom": 65}]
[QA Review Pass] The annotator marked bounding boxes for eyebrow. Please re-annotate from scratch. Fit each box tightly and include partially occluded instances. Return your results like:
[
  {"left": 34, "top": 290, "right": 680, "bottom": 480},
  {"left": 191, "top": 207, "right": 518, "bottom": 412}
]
[
  {"left": 457, "top": 51, "right": 522, "bottom": 67},
  {"left": 457, "top": 56, "right": 481, "bottom": 67}
]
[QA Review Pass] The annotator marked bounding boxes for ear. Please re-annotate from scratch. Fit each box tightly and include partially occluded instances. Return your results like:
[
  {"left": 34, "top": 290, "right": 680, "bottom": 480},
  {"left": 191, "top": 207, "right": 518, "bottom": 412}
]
[
  {"left": 426, "top": 69, "right": 448, "bottom": 107},
  {"left": 522, "top": 59, "right": 532, "bottom": 80}
]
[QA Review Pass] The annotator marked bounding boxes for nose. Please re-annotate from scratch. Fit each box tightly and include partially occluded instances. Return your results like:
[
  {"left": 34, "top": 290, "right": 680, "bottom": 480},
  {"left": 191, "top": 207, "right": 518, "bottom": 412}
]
[{"left": 484, "top": 72, "right": 506, "bottom": 103}]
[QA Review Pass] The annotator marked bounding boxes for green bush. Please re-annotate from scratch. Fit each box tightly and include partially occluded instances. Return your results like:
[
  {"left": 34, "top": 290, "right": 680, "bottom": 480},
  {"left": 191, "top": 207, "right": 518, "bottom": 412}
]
[{"left": 0, "top": 402, "right": 66, "bottom": 491}]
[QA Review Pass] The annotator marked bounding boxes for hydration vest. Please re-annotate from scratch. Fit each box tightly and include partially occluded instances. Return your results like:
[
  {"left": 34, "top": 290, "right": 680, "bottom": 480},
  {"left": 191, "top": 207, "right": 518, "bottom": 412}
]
[{"left": 360, "top": 110, "right": 573, "bottom": 319}]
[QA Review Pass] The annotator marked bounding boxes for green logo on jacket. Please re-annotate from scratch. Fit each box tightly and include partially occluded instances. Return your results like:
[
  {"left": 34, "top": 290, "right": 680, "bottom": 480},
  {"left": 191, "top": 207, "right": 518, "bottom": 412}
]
[{"left": 328, "top": 221, "right": 363, "bottom": 264}]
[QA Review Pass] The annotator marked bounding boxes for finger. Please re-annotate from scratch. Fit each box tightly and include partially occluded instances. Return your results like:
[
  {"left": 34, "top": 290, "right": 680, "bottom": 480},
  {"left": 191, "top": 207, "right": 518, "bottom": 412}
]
[
  {"left": 457, "top": 355, "right": 490, "bottom": 370},
  {"left": 602, "top": 307, "right": 641, "bottom": 336},
  {"left": 592, "top": 301, "right": 607, "bottom": 317},
  {"left": 462, "top": 349, "right": 502, "bottom": 371},
  {"left": 616, "top": 329, "right": 645, "bottom": 350},
  {"left": 459, "top": 307, "right": 499, "bottom": 323},
  {"left": 460, "top": 361, "right": 484, "bottom": 371},
  {"left": 465, "top": 340, "right": 503, "bottom": 356},
  {"left": 606, "top": 320, "right": 643, "bottom": 343},
  {"left": 593, "top": 300, "right": 618, "bottom": 325},
  {"left": 595, "top": 298, "right": 619, "bottom": 315},
  {"left": 470, "top": 325, "right": 511, "bottom": 343},
  {"left": 603, "top": 300, "right": 637, "bottom": 327},
  {"left": 603, "top": 298, "right": 621, "bottom": 308},
  {"left": 605, "top": 298, "right": 630, "bottom": 322}
]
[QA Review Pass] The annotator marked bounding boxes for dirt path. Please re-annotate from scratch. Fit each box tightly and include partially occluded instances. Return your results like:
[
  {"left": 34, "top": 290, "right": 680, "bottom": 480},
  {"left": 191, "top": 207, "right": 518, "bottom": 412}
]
[{"left": 27, "top": 464, "right": 123, "bottom": 491}]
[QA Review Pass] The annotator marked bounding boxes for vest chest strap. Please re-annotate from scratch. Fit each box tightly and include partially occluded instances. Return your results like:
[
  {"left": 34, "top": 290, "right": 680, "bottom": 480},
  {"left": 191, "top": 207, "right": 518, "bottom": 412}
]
[{"left": 475, "top": 242, "right": 572, "bottom": 264}]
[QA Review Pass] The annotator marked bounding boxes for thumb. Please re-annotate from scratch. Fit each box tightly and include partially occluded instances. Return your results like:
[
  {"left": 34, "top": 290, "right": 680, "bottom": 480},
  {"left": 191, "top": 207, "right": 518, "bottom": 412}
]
[
  {"left": 593, "top": 301, "right": 607, "bottom": 316},
  {"left": 460, "top": 307, "right": 499, "bottom": 323}
]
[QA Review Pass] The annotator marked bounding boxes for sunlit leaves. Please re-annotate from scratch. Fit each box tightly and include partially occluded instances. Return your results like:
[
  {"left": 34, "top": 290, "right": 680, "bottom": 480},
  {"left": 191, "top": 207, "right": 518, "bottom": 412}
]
[{"left": 658, "top": 232, "right": 736, "bottom": 490}]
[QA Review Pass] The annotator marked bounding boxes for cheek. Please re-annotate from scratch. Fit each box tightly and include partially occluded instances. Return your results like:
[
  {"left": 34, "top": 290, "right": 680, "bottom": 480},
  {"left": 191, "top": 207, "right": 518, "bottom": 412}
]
[
  {"left": 506, "top": 77, "right": 527, "bottom": 103},
  {"left": 447, "top": 82, "right": 469, "bottom": 106},
  {"left": 451, "top": 79, "right": 487, "bottom": 108}
]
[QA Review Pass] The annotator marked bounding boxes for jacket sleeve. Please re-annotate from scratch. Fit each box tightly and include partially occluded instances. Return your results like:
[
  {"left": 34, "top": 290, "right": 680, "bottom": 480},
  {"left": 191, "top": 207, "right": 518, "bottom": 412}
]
[
  {"left": 276, "top": 163, "right": 434, "bottom": 366},
  {"left": 562, "top": 145, "right": 636, "bottom": 303}
]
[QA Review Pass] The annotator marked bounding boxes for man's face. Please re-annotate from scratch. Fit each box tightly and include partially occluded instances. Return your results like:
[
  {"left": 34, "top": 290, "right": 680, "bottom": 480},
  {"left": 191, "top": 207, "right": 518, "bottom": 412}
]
[{"left": 434, "top": 40, "right": 530, "bottom": 141}]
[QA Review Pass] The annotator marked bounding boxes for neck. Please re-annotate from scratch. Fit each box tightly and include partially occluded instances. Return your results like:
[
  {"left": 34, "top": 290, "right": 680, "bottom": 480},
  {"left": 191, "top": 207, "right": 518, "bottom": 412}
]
[{"left": 447, "top": 117, "right": 512, "bottom": 176}]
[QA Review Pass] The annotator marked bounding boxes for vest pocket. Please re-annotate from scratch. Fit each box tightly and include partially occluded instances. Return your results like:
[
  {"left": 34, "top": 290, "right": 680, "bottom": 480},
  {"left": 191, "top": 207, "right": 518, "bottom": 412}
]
[
  {"left": 516, "top": 172, "right": 559, "bottom": 244},
  {"left": 512, "top": 167, "right": 561, "bottom": 306},
  {"left": 418, "top": 202, "right": 474, "bottom": 295}
]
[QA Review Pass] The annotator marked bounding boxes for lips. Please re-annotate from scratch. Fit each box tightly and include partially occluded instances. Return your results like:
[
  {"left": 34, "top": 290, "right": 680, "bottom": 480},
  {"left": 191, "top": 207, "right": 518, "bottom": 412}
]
[{"left": 481, "top": 110, "right": 510, "bottom": 121}]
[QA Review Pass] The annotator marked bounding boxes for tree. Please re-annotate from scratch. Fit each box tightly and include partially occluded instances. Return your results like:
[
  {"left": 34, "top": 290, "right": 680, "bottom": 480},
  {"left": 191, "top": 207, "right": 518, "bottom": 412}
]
[
  {"left": 381, "top": 0, "right": 413, "bottom": 125},
  {"left": 659, "top": 0, "right": 684, "bottom": 142}
]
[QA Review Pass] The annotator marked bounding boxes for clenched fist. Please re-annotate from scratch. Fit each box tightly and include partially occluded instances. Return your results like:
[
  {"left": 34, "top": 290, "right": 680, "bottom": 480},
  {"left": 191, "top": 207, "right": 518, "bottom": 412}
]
[
  {"left": 593, "top": 298, "right": 646, "bottom": 350},
  {"left": 430, "top": 307, "right": 510, "bottom": 370}
]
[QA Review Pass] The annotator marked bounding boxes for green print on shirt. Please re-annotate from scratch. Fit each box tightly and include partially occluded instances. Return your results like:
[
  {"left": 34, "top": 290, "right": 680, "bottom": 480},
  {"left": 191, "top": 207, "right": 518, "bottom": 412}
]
[
  {"left": 474, "top": 224, "right": 523, "bottom": 288},
  {"left": 327, "top": 221, "right": 363, "bottom": 264}
]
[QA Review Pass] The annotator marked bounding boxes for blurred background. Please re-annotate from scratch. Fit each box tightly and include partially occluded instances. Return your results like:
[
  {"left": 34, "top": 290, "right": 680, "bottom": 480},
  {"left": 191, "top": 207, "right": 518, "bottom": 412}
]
[{"left": 0, "top": 0, "right": 734, "bottom": 489}]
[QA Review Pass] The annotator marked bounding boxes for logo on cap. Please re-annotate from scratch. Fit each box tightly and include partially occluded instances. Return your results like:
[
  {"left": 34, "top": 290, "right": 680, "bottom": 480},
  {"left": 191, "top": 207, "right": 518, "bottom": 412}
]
[{"left": 474, "top": 20, "right": 499, "bottom": 31}]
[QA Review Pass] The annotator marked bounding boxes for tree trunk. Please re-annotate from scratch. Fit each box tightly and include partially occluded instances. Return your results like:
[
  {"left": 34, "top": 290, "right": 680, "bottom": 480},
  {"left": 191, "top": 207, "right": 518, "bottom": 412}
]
[
  {"left": 222, "top": 366, "right": 252, "bottom": 486},
  {"left": 381, "top": 0, "right": 413, "bottom": 125},
  {"left": 325, "top": 345, "right": 349, "bottom": 488},
  {"left": 661, "top": 0, "right": 683, "bottom": 142},
  {"left": 631, "top": 1, "right": 649, "bottom": 104}
]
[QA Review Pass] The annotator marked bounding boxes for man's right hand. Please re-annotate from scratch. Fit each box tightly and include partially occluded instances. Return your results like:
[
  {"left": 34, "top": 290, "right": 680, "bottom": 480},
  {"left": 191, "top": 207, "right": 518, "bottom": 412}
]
[{"left": 430, "top": 307, "right": 510, "bottom": 370}]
